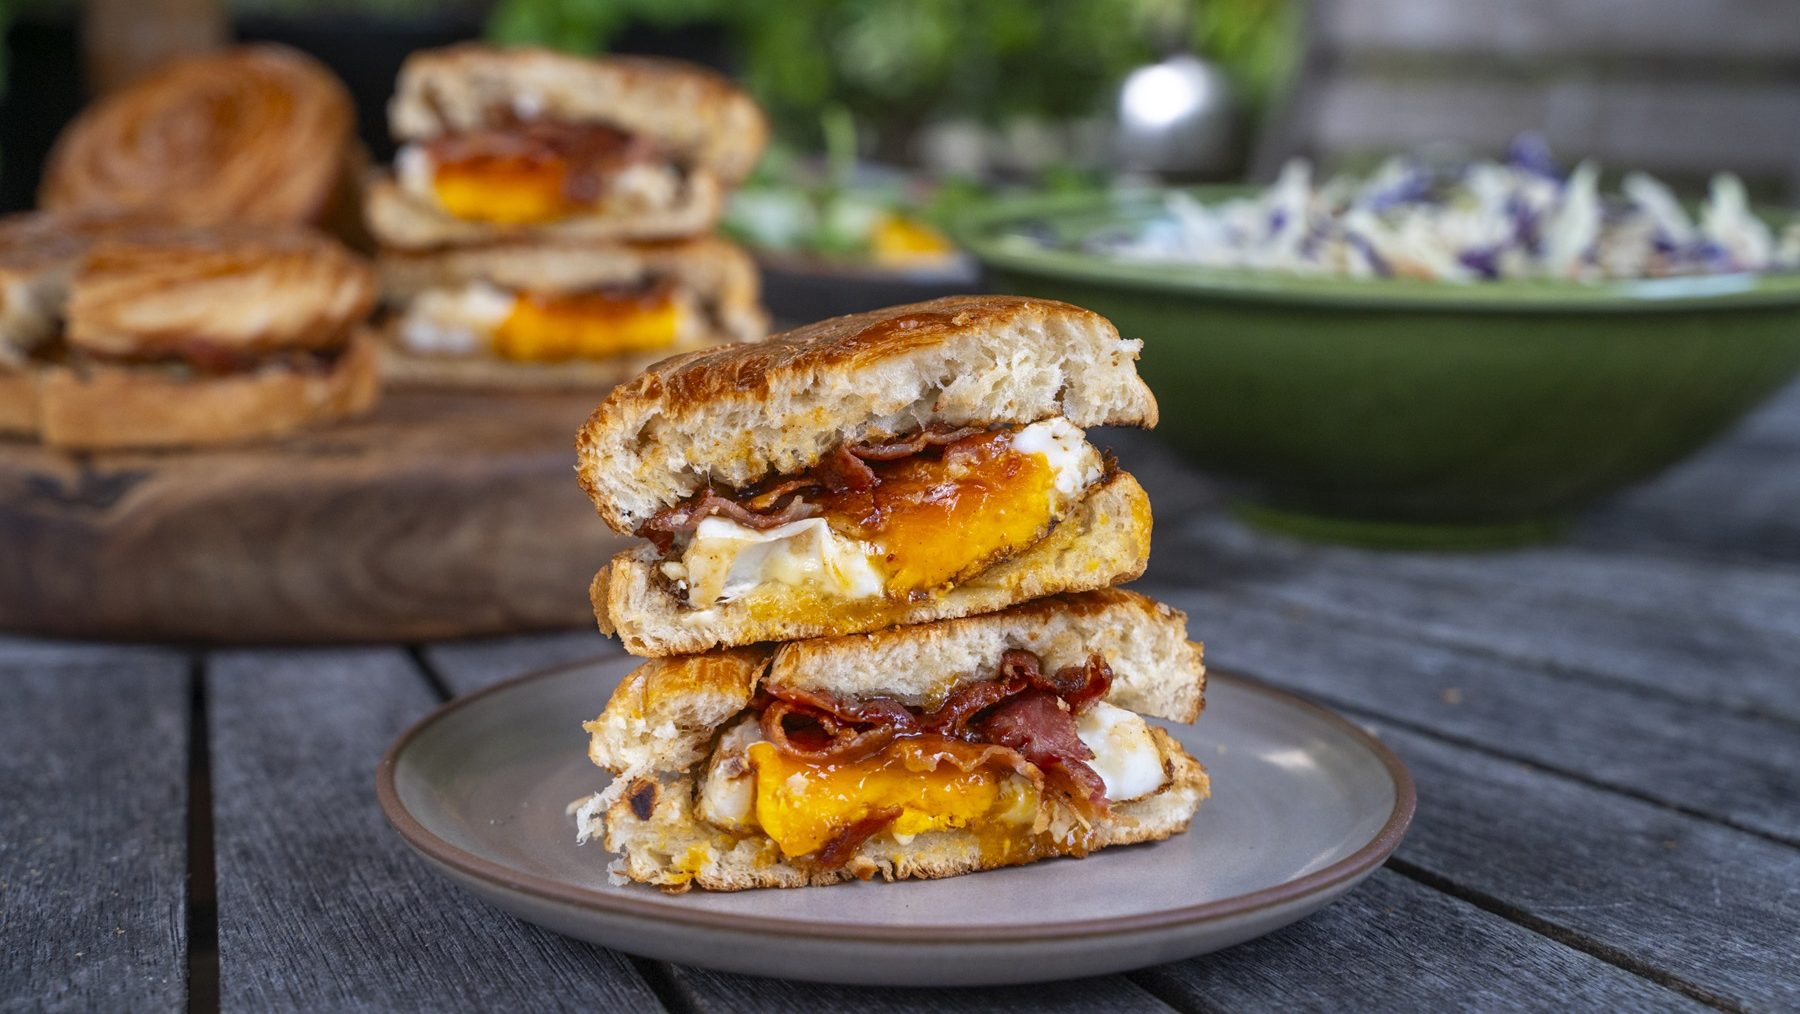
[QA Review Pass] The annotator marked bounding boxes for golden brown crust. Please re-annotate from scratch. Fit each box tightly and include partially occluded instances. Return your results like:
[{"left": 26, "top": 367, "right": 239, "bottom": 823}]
[
  {"left": 0, "top": 211, "right": 167, "bottom": 354},
  {"left": 388, "top": 44, "right": 767, "bottom": 183},
  {"left": 65, "top": 226, "right": 376, "bottom": 359},
  {"left": 584, "top": 647, "right": 769, "bottom": 774},
  {"left": 592, "top": 471, "right": 1155, "bottom": 656},
  {"left": 0, "top": 366, "right": 40, "bottom": 435},
  {"left": 41, "top": 45, "right": 356, "bottom": 229},
  {"left": 36, "top": 330, "right": 380, "bottom": 450},
  {"left": 577, "top": 295, "right": 1160, "bottom": 533}
]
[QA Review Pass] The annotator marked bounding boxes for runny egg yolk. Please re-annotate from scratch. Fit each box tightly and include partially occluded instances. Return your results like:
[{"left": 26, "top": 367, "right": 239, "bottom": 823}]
[
  {"left": 815, "top": 430, "right": 1060, "bottom": 596},
  {"left": 744, "top": 739, "right": 1037, "bottom": 859},
  {"left": 493, "top": 289, "right": 684, "bottom": 362},
  {"left": 431, "top": 154, "right": 573, "bottom": 225}
]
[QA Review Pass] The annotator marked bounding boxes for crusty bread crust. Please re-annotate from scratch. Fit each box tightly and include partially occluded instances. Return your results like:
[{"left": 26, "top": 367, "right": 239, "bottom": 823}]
[
  {"left": 388, "top": 45, "right": 767, "bottom": 183},
  {"left": 587, "top": 727, "right": 1208, "bottom": 891},
  {"left": 584, "top": 647, "right": 767, "bottom": 776},
  {"left": 363, "top": 171, "right": 727, "bottom": 250},
  {"left": 593, "top": 471, "right": 1153, "bottom": 656},
  {"left": 36, "top": 330, "right": 379, "bottom": 450},
  {"left": 0, "top": 367, "right": 40, "bottom": 435},
  {"left": 769, "top": 588, "right": 1204, "bottom": 723},
  {"left": 577, "top": 295, "right": 1159, "bottom": 534},
  {"left": 66, "top": 226, "right": 376, "bottom": 359}
]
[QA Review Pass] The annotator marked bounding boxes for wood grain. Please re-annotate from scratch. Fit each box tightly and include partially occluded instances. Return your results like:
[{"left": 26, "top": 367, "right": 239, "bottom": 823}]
[
  {"left": 205, "top": 647, "right": 663, "bottom": 1012},
  {"left": 0, "top": 388, "right": 628, "bottom": 643},
  {"left": 1135, "top": 869, "right": 1704, "bottom": 1011},
  {"left": 660, "top": 966, "right": 1176, "bottom": 1012},
  {"left": 1151, "top": 585, "right": 1800, "bottom": 843},
  {"left": 1377, "top": 720, "right": 1800, "bottom": 1009},
  {"left": 0, "top": 640, "right": 190, "bottom": 1012}
]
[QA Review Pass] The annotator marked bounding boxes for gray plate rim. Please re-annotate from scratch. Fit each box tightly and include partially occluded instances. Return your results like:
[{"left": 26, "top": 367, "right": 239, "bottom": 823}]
[{"left": 376, "top": 658, "right": 1417, "bottom": 943}]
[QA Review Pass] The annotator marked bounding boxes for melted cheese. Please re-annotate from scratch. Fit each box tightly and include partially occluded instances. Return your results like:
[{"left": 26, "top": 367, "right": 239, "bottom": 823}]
[
  {"left": 672, "top": 419, "right": 1102, "bottom": 609},
  {"left": 694, "top": 694, "right": 1170, "bottom": 859},
  {"left": 396, "top": 281, "right": 689, "bottom": 363}
]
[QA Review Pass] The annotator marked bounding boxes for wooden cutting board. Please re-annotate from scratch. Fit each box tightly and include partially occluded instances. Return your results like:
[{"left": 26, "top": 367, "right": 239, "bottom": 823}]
[{"left": 0, "top": 388, "right": 631, "bottom": 643}]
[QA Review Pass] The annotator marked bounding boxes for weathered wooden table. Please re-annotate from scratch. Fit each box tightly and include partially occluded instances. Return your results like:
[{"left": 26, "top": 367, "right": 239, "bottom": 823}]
[{"left": 7, "top": 381, "right": 1797, "bottom": 1012}]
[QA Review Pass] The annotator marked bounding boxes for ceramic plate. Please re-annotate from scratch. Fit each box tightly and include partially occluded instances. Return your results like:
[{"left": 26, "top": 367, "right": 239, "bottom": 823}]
[{"left": 377, "top": 657, "right": 1415, "bottom": 986}]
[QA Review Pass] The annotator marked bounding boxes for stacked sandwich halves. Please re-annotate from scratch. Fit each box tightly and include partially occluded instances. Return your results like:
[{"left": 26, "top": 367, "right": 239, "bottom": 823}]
[
  {"left": 572, "top": 295, "right": 1209, "bottom": 890},
  {"left": 366, "top": 45, "right": 769, "bottom": 388}
]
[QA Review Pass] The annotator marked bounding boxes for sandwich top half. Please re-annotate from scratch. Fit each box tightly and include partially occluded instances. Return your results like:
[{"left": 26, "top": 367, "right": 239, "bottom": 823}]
[
  {"left": 576, "top": 295, "right": 1161, "bottom": 656},
  {"left": 580, "top": 589, "right": 1208, "bottom": 891},
  {"left": 0, "top": 214, "right": 379, "bottom": 448},
  {"left": 367, "top": 45, "right": 768, "bottom": 250}
]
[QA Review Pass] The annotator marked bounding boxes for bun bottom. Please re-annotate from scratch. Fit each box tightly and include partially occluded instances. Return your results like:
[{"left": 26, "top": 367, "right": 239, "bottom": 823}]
[
  {"left": 0, "top": 367, "right": 40, "bottom": 436},
  {"left": 589, "top": 727, "right": 1209, "bottom": 891},
  {"left": 36, "top": 331, "right": 379, "bottom": 451},
  {"left": 593, "top": 471, "right": 1154, "bottom": 656}
]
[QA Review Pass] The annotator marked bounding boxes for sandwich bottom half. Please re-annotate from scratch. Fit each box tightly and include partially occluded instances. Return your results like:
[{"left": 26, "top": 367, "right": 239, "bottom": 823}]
[{"left": 576, "top": 589, "right": 1210, "bottom": 891}]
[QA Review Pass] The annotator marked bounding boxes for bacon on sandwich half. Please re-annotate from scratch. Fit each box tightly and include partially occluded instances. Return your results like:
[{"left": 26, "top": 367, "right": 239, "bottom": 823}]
[
  {"left": 576, "top": 295, "right": 1160, "bottom": 656},
  {"left": 577, "top": 590, "right": 1208, "bottom": 891}
]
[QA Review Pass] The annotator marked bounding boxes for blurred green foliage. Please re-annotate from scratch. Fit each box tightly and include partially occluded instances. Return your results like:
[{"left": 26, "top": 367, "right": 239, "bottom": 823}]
[{"left": 487, "top": 0, "right": 1297, "bottom": 147}]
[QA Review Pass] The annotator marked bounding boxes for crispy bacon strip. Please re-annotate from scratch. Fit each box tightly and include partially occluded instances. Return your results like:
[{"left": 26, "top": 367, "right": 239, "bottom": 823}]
[
  {"left": 815, "top": 444, "right": 877, "bottom": 493},
  {"left": 760, "top": 687, "right": 918, "bottom": 763},
  {"left": 1035, "top": 655, "right": 1113, "bottom": 714},
  {"left": 974, "top": 691, "right": 1110, "bottom": 814},
  {"left": 636, "top": 489, "right": 816, "bottom": 553},
  {"left": 845, "top": 424, "right": 984, "bottom": 461},
  {"left": 814, "top": 807, "right": 901, "bottom": 870},
  {"left": 918, "top": 675, "right": 1026, "bottom": 738}
]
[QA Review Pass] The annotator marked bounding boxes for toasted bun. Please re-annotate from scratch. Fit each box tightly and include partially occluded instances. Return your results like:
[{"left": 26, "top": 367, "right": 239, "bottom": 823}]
[
  {"left": 0, "top": 366, "right": 40, "bottom": 435},
  {"left": 41, "top": 45, "right": 356, "bottom": 229},
  {"left": 577, "top": 295, "right": 1159, "bottom": 534},
  {"left": 377, "top": 234, "right": 765, "bottom": 341},
  {"left": 593, "top": 470, "right": 1153, "bottom": 656},
  {"left": 584, "top": 647, "right": 767, "bottom": 776},
  {"left": 0, "top": 211, "right": 163, "bottom": 356},
  {"left": 36, "top": 330, "right": 379, "bottom": 450},
  {"left": 586, "top": 728, "right": 1208, "bottom": 890},
  {"left": 363, "top": 171, "right": 726, "bottom": 250},
  {"left": 65, "top": 226, "right": 376, "bottom": 359},
  {"left": 388, "top": 45, "right": 766, "bottom": 183},
  {"left": 587, "top": 588, "right": 1200, "bottom": 776},
  {"left": 769, "top": 589, "right": 1203, "bottom": 723}
]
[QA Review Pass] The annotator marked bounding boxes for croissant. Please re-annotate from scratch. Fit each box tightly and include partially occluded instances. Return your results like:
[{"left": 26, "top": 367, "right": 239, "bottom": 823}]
[
  {"left": 40, "top": 45, "right": 358, "bottom": 232},
  {"left": 65, "top": 225, "right": 377, "bottom": 364}
]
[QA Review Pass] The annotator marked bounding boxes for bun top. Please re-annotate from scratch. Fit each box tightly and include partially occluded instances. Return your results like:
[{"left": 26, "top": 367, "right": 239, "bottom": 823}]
[
  {"left": 66, "top": 226, "right": 376, "bottom": 359},
  {"left": 577, "top": 295, "right": 1158, "bottom": 534},
  {"left": 41, "top": 45, "right": 355, "bottom": 228},
  {"left": 388, "top": 45, "right": 767, "bottom": 184}
]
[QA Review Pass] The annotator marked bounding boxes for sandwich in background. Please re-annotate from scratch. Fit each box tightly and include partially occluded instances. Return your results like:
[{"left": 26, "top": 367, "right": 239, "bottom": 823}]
[
  {"left": 14, "top": 224, "right": 378, "bottom": 450},
  {"left": 576, "top": 295, "right": 1158, "bottom": 656},
  {"left": 377, "top": 235, "right": 766, "bottom": 389},
  {"left": 367, "top": 45, "right": 767, "bottom": 250},
  {"left": 40, "top": 46, "right": 365, "bottom": 244},
  {"left": 578, "top": 589, "right": 1208, "bottom": 890}
]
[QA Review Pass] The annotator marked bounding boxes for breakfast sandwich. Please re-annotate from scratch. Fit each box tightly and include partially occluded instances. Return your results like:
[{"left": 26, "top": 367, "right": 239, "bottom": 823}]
[
  {"left": 576, "top": 295, "right": 1159, "bottom": 656},
  {"left": 377, "top": 234, "right": 766, "bottom": 388},
  {"left": 366, "top": 45, "right": 767, "bottom": 250},
  {"left": 35, "top": 226, "right": 379, "bottom": 450},
  {"left": 39, "top": 45, "right": 364, "bottom": 241},
  {"left": 0, "top": 213, "right": 110, "bottom": 434},
  {"left": 577, "top": 588, "right": 1208, "bottom": 890}
]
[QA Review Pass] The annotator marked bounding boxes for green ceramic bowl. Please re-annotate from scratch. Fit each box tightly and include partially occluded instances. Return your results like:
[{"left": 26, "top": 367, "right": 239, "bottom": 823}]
[{"left": 956, "top": 187, "right": 1800, "bottom": 547}]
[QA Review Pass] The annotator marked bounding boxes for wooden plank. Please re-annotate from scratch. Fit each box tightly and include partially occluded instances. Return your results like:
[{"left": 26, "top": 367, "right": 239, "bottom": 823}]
[
  {"left": 1318, "top": 0, "right": 1800, "bottom": 63},
  {"left": 421, "top": 629, "right": 620, "bottom": 697},
  {"left": 659, "top": 965, "right": 1175, "bottom": 1013},
  {"left": 1134, "top": 869, "right": 1704, "bottom": 1010},
  {"left": 1153, "top": 585, "right": 1800, "bottom": 843},
  {"left": 206, "top": 647, "right": 664, "bottom": 1011},
  {"left": 1373, "top": 720, "right": 1800, "bottom": 1009},
  {"left": 0, "top": 388, "right": 629, "bottom": 643},
  {"left": 0, "top": 643, "right": 190, "bottom": 1012}
]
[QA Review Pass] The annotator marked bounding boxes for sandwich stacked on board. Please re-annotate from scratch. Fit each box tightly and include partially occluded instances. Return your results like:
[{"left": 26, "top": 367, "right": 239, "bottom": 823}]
[
  {"left": 365, "top": 45, "right": 770, "bottom": 388},
  {"left": 572, "top": 295, "right": 1210, "bottom": 890}
]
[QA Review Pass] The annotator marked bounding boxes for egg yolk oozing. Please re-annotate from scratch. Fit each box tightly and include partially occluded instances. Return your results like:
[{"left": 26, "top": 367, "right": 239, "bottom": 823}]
[
  {"left": 431, "top": 154, "right": 573, "bottom": 225},
  {"left": 814, "top": 430, "right": 1060, "bottom": 596},
  {"left": 493, "top": 287, "right": 684, "bottom": 362},
  {"left": 745, "top": 739, "right": 1037, "bottom": 859}
]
